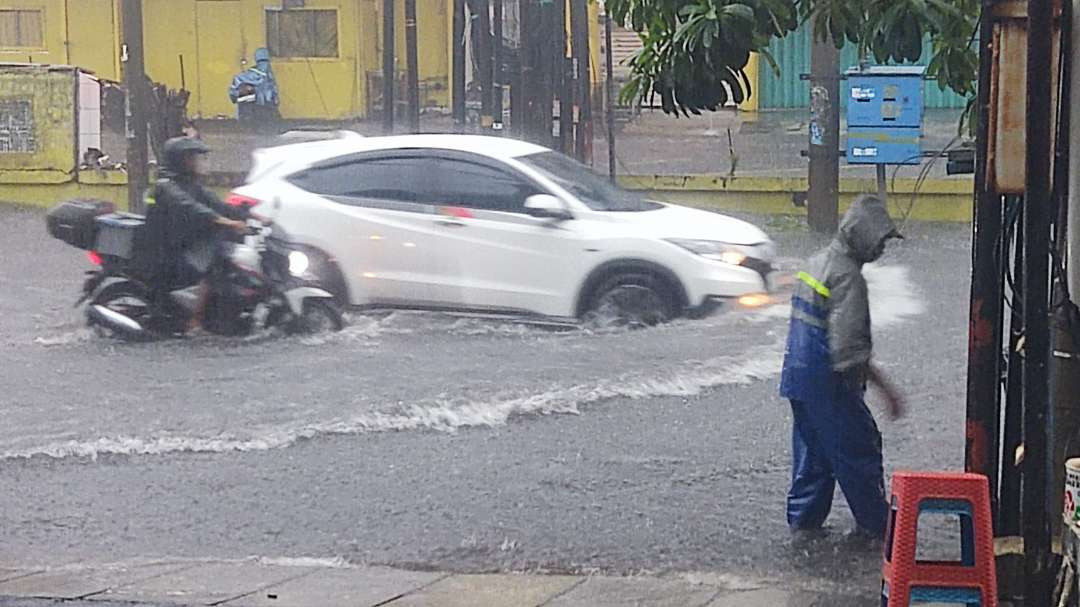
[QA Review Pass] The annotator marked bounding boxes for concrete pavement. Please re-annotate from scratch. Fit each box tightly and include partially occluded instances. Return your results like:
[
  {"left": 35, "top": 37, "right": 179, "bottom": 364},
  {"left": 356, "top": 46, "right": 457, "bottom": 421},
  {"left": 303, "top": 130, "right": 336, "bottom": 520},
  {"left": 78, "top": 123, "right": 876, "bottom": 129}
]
[{"left": 0, "top": 558, "right": 871, "bottom": 606}]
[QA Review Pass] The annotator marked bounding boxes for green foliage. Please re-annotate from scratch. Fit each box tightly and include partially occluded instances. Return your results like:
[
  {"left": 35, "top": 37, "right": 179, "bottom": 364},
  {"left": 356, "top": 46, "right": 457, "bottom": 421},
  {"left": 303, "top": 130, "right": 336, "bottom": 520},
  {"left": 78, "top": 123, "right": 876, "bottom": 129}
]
[{"left": 606, "top": 0, "right": 979, "bottom": 116}]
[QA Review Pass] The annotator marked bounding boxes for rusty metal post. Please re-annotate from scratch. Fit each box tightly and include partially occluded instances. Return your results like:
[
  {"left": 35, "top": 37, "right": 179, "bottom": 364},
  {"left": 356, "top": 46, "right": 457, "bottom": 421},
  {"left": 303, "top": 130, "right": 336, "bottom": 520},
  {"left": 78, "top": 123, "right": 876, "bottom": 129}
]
[{"left": 965, "top": 0, "right": 1004, "bottom": 528}]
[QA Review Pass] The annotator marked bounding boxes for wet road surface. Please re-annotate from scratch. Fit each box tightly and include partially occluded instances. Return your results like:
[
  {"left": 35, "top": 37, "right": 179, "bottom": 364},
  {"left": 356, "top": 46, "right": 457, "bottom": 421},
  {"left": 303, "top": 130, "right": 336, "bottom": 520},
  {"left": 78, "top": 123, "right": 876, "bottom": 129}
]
[{"left": 0, "top": 205, "right": 970, "bottom": 599}]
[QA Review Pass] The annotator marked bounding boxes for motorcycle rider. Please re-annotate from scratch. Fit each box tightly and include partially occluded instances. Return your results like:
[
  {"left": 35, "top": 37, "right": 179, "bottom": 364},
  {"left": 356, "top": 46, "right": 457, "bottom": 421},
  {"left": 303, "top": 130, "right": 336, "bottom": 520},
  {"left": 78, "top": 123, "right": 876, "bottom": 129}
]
[{"left": 139, "top": 136, "right": 248, "bottom": 333}]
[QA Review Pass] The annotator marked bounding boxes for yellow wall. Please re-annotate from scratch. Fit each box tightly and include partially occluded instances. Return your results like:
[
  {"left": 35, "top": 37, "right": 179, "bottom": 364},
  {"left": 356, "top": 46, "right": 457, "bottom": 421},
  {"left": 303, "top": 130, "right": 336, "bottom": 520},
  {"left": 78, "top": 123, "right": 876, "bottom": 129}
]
[
  {"left": 0, "top": 0, "right": 64, "bottom": 63},
  {"left": 0, "top": 66, "right": 77, "bottom": 176},
  {"left": 11, "top": 1, "right": 616, "bottom": 120}
]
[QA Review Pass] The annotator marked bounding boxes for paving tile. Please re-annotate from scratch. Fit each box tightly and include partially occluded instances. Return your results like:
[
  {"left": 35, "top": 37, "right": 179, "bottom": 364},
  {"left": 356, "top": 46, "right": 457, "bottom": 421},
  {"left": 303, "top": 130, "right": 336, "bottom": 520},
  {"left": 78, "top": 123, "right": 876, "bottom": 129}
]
[
  {"left": 0, "top": 570, "right": 40, "bottom": 584},
  {"left": 385, "top": 574, "right": 581, "bottom": 607},
  {"left": 546, "top": 576, "right": 717, "bottom": 607},
  {"left": 708, "top": 589, "right": 874, "bottom": 607},
  {"left": 225, "top": 566, "right": 443, "bottom": 607},
  {"left": 97, "top": 561, "right": 318, "bottom": 605},
  {"left": 0, "top": 562, "right": 192, "bottom": 599}
]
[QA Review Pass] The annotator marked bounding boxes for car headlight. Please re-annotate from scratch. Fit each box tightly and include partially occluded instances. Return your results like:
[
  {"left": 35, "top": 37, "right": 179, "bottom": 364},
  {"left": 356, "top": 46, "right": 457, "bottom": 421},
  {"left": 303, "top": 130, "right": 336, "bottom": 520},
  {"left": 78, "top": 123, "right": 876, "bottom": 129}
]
[
  {"left": 288, "top": 251, "right": 310, "bottom": 276},
  {"left": 666, "top": 239, "right": 748, "bottom": 265}
]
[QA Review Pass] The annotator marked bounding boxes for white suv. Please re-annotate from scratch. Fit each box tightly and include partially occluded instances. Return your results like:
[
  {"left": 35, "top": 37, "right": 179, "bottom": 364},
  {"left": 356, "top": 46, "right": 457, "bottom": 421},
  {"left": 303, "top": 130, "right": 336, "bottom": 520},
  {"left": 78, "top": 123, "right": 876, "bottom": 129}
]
[{"left": 229, "top": 134, "right": 775, "bottom": 325}]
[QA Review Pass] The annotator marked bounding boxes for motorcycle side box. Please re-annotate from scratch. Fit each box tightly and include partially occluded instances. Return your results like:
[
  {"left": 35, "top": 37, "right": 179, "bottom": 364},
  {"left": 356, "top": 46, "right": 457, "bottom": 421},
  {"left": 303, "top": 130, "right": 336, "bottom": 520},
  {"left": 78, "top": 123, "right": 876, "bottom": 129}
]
[
  {"left": 46, "top": 199, "right": 115, "bottom": 250},
  {"left": 94, "top": 213, "right": 144, "bottom": 259}
]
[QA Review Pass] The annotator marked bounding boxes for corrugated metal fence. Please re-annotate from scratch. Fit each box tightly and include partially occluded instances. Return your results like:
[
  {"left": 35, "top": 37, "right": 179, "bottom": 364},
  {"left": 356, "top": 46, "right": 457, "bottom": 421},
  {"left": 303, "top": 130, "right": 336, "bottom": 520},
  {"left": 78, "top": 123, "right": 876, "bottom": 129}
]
[{"left": 757, "top": 26, "right": 969, "bottom": 109}]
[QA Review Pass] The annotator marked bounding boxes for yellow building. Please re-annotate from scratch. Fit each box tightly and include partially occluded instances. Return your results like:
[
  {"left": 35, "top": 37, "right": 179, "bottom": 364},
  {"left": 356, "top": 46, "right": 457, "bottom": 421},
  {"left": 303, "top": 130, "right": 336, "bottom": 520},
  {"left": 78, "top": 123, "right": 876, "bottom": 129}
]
[
  {"left": 0, "top": 1, "right": 603, "bottom": 120},
  {"left": 0, "top": 0, "right": 457, "bottom": 120}
]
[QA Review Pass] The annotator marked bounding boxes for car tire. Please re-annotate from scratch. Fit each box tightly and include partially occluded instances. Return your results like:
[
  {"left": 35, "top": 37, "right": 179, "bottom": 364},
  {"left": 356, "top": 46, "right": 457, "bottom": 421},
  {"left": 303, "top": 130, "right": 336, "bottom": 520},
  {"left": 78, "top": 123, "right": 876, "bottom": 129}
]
[{"left": 585, "top": 273, "right": 676, "bottom": 329}]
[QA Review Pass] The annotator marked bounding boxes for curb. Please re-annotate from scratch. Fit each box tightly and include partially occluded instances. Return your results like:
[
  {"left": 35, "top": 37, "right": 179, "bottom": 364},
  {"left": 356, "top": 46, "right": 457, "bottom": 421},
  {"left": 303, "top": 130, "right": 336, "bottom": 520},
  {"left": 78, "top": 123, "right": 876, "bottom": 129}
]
[{"left": 0, "top": 557, "right": 870, "bottom": 607}]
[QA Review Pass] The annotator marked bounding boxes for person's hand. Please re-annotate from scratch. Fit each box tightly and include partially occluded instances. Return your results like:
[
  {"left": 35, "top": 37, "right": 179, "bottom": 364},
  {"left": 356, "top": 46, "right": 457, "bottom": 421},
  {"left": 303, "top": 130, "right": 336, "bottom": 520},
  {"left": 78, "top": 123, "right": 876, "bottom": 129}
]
[
  {"left": 217, "top": 217, "right": 248, "bottom": 234},
  {"left": 866, "top": 363, "right": 905, "bottom": 421},
  {"left": 882, "top": 389, "right": 905, "bottom": 421}
]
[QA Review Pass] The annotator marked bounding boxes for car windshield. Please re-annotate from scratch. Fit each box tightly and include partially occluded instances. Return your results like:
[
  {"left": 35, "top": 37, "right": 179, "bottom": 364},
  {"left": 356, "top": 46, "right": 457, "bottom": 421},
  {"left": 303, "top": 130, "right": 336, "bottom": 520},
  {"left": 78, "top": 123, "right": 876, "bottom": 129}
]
[{"left": 517, "top": 152, "right": 661, "bottom": 212}]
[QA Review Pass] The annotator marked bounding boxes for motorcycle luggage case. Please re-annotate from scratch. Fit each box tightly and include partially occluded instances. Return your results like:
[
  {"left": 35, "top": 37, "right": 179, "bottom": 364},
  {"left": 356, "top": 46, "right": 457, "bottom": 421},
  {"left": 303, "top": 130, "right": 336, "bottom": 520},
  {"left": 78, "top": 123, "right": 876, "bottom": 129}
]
[
  {"left": 46, "top": 199, "right": 115, "bottom": 250},
  {"left": 94, "top": 213, "right": 144, "bottom": 259}
]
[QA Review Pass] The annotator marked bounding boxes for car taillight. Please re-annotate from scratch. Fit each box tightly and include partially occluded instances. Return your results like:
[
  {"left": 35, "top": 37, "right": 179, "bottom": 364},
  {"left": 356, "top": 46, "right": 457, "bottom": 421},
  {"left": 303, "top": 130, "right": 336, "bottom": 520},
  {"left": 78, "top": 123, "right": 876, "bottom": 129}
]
[
  {"left": 226, "top": 193, "right": 261, "bottom": 208},
  {"left": 87, "top": 251, "right": 102, "bottom": 266}
]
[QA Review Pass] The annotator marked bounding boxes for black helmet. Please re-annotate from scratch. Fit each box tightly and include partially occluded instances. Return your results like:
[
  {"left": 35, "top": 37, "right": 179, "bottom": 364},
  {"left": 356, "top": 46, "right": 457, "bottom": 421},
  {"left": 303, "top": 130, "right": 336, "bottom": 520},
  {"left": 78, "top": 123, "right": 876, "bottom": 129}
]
[{"left": 162, "top": 136, "right": 209, "bottom": 175}]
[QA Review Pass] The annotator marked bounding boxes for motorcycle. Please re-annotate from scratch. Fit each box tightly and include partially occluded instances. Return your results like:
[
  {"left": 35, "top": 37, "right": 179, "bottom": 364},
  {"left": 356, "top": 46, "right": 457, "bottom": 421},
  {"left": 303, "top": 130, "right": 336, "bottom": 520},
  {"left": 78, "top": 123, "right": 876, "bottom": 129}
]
[{"left": 47, "top": 199, "right": 344, "bottom": 341}]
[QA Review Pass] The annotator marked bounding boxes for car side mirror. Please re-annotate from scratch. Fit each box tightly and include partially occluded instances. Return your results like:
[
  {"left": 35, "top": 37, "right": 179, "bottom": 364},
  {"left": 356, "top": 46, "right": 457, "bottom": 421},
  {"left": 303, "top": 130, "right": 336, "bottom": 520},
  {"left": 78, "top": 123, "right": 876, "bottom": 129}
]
[{"left": 524, "top": 194, "right": 573, "bottom": 221}]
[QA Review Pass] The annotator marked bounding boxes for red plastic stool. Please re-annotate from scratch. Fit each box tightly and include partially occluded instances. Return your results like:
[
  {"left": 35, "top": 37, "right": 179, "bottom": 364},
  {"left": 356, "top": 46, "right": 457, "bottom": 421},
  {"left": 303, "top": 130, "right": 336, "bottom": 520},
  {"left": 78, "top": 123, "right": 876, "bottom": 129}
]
[{"left": 881, "top": 471, "right": 997, "bottom": 606}]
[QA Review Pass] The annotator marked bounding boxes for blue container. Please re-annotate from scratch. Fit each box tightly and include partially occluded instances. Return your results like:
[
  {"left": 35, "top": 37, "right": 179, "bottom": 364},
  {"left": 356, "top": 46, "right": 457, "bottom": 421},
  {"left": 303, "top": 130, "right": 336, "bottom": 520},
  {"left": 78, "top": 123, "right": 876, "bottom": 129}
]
[{"left": 846, "top": 66, "right": 926, "bottom": 128}]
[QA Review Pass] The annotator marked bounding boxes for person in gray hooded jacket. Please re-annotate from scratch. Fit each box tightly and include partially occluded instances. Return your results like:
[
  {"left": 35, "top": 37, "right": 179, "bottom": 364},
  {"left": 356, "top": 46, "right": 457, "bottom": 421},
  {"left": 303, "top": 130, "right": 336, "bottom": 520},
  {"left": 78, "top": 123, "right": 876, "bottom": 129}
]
[{"left": 779, "top": 194, "right": 905, "bottom": 539}]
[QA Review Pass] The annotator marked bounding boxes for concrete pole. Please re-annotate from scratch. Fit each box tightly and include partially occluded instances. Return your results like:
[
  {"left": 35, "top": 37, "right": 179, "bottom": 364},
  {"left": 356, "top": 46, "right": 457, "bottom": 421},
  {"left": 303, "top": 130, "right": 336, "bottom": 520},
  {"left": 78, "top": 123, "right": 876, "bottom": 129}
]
[
  {"left": 404, "top": 0, "right": 420, "bottom": 133},
  {"left": 807, "top": 31, "right": 840, "bottom": 233},
  {"left": 452, "top": 0, "right": 466, "bottom": 130},
  {"left": 382, "top": 0, "right": 395, "bottom": 133},
  {"left": 120, "top": 0, "right": 148, "bottom": 214}
]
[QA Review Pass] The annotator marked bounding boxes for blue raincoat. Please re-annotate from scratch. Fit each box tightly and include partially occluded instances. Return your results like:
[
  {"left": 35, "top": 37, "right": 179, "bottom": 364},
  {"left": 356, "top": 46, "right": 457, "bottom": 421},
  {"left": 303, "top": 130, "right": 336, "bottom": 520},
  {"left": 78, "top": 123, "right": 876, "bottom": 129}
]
[
  {"left": 229, "top": 48, "right": 279, "bottom": 110},
  {"left": 779, "top": 194, "right": 902, "bottom": 535}
]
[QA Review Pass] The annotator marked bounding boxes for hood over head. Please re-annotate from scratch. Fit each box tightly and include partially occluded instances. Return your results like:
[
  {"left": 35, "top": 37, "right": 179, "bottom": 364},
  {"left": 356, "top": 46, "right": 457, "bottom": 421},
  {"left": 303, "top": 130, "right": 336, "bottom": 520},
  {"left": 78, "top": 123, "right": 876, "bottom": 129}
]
[
  {"left": 837, "top": 194, "right": 903, "bottom": 263},
  {"left": 254, "top": 47, "right": 272, "bottom": 70}
]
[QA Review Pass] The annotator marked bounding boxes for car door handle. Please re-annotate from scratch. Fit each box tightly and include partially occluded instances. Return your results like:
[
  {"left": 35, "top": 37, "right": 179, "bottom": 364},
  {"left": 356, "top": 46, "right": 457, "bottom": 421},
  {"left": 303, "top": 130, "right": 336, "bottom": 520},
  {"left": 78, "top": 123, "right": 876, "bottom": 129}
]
[{"left": 435, "top": 219, "right": 467, "bottom": 228}]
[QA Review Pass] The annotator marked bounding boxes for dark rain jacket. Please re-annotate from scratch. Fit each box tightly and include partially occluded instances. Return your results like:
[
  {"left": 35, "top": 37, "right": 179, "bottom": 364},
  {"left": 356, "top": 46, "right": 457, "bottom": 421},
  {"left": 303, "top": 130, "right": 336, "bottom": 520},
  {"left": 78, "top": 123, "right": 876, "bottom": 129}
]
[
  {"left": 137, "top": 150, "right": 245, "bottom": 289},
  {"left": 779, "top": 195, "right": 901, "bottom": 400}
]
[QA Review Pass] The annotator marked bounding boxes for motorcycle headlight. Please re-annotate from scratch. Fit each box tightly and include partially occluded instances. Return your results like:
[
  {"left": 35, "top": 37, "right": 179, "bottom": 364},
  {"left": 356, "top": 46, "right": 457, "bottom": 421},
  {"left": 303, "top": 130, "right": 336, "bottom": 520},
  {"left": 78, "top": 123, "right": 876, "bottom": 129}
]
[
  {"left": 666, "top": 239, "right": 748, "bottom": 266},
  {"left": 288, "top": 251, "right": 310, "bottom": 277}
]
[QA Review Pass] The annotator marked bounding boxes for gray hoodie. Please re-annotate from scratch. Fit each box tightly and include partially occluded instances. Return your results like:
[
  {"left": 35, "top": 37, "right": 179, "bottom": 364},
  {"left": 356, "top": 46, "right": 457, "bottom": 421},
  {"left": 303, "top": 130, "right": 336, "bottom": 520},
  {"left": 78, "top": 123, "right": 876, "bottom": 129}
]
[{"left": 792, "top": 195, "right": 901, "bottom": 385}]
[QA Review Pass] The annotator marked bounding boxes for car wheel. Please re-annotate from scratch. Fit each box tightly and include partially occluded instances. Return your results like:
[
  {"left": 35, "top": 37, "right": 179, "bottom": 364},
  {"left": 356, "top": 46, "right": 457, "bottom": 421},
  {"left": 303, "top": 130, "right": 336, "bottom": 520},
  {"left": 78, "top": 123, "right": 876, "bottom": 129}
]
[{"left": 585, "top": 273, "right": 675, "bottom": 329}]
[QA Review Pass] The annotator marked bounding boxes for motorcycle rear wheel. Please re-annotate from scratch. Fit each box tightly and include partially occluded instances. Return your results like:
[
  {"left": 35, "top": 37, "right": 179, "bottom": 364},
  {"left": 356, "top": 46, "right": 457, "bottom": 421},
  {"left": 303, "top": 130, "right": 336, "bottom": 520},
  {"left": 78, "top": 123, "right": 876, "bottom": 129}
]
[{"left": 87, "top": 281, "right": 155, "bottom": 340}]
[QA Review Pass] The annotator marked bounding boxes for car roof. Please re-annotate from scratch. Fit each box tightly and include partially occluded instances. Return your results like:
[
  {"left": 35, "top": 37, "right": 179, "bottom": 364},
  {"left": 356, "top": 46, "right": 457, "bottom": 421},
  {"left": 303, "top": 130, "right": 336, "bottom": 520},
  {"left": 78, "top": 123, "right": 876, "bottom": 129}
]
[{"left": 247, "top": 134, "right": 550, "bottom": 183}]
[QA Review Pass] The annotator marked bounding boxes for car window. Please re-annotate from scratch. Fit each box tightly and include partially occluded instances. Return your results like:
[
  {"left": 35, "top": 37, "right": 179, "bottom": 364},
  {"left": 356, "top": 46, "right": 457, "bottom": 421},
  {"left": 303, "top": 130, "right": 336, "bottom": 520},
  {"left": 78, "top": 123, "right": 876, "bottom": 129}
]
[
  {"left": 426, "top": 158, "right": 540, "bottom": 213},
  {"left": 517, "top": 151, "right": 661, "bottom": 212},
  {"left": 289, "top": 156, "right": 428, "bottom": 203}
]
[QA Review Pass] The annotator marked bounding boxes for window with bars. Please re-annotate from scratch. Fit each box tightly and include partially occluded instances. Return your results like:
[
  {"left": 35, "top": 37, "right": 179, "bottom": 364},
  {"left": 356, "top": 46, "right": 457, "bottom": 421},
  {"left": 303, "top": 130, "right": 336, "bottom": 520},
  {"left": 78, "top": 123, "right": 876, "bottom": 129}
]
[
  {"left": 265, "top": 9, "right": 338, "bottom": 58},
  {"left": 0, "top": 9, "right": 44, "bottom": 49}
]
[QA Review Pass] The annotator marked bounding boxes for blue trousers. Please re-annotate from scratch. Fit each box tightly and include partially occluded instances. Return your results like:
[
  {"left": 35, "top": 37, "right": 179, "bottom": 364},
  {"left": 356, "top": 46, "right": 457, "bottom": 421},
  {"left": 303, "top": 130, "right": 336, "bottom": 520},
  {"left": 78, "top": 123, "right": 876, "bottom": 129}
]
[{"left": 787, "top": 391, "right": 889, "bottom": 534}]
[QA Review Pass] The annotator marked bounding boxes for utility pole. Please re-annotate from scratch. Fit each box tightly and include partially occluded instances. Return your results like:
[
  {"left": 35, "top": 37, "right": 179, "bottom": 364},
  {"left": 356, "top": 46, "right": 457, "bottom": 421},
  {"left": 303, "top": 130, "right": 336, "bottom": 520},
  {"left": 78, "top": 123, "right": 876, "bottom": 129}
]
[
  {"left": 452, "top": 0, "right": 466, "bottom": 130},
  {"left": 404, "top": 0, "right": 420, "bottom": 133},
  {"left": 492, "top": 0, "right": 504, "bottom": 132},
  {"left": 807, "top": 31, "right": 840, "bottom": 233},
  {"left": 473, "top": 0, "right": 494, "bottom": 129},
  {"left": 1022, "top": 0, "right": 1055, "bottom": 601},
  {"left": 604, "top": 10, "right": 615, "bottom": 182},
  {"left": 382, "top": 0, "right": 395, "bottom": 133},
  {"left": 120, "top": 0, "right": 148, "bottom": 214},
  {"left": 569, "top": 0, "right": 591, "bottom": 163},
  {"left": 554, "top": 0, "right": 570, "bottom": 153}
]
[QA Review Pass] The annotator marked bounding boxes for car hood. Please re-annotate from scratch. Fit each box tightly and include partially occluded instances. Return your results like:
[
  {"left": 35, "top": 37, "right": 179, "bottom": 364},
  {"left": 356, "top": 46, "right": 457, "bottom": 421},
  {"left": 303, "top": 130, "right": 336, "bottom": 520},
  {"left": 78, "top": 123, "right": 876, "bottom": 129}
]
[{"left": 602, "top": 202, "right": 770, "bottom": 246}]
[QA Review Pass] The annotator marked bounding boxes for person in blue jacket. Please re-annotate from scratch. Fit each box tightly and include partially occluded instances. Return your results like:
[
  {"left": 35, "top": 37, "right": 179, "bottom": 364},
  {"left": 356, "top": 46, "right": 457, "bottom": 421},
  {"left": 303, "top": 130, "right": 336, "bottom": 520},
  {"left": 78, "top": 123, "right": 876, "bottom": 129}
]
[
  {"left": 229, "top": 48, "right": 280, "bottom": 124},
  {"left": 779, "top": 194, "right": 906, "bottom": 541}
]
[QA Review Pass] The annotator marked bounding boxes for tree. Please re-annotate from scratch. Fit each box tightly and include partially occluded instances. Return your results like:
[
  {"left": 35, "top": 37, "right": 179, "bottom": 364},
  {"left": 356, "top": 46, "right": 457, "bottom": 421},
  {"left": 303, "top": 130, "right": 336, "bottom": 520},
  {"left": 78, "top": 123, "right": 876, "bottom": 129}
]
[{"left": 606, "top": 0, "right": 979, "bottom": 117}]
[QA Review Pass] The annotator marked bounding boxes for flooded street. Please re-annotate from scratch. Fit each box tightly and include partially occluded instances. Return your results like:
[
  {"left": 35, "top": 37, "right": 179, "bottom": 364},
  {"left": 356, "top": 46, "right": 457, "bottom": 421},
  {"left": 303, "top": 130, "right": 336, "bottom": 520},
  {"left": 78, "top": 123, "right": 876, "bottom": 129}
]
[{"left": 0, "top": 206, "right": 970, "bottom": 599}]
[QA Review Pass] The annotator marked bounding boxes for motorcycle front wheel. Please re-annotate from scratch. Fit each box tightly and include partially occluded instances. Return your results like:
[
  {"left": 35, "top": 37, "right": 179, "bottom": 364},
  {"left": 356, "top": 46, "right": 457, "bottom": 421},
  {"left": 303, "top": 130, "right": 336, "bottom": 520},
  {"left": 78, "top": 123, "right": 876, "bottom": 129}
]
[{"left": 288, "top": 299, "right": 345, "bottom": 335}]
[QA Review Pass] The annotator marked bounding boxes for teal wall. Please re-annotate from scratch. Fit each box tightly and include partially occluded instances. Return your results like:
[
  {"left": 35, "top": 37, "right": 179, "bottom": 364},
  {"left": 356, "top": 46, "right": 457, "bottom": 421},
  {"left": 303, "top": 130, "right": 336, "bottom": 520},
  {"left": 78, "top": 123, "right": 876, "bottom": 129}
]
[{"left": 757, "top": 26, "right": 969, "bottom": 110}]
